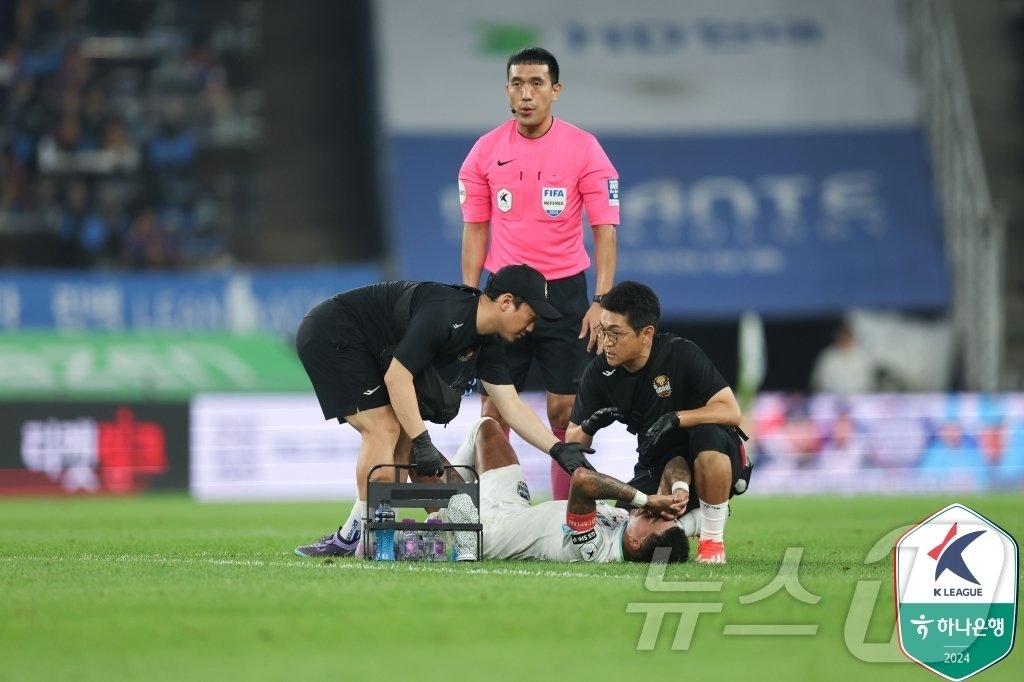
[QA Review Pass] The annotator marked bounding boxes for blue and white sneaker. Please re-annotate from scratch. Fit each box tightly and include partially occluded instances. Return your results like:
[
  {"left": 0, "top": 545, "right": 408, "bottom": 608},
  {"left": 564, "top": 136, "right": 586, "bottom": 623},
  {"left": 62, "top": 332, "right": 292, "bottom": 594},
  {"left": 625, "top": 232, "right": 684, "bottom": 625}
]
[{"left": 294, "top": 527, "right": 360, "bottom": 557}]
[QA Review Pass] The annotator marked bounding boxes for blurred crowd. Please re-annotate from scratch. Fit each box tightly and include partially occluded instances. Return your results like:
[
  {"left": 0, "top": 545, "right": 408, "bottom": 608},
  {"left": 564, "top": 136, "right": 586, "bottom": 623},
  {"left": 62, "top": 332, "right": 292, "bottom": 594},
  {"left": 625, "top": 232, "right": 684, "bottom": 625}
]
[
  {"left": 752, "top": 393, "right": 1024, "bottom": 492},
  {"left": 0, "top": 0, "right": 262, "bottom": 269}
]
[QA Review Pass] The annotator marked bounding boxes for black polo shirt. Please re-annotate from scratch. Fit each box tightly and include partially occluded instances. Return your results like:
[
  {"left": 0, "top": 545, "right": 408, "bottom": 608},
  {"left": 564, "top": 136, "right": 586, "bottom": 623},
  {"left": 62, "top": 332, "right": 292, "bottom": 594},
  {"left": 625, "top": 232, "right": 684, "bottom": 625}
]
[
  {"left": 307, "top": 281, "right": 513, "bottom": 389},
  {"left": 571, "top": 333, "right": 728, "bottom": 467}
]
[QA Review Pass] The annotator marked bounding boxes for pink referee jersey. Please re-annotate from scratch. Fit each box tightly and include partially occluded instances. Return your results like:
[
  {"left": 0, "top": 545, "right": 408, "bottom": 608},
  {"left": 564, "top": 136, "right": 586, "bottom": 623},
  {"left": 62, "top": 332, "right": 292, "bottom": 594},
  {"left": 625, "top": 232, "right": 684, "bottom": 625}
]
[{"left": 459, "top": 118, "right": 619, "bottom": 281}]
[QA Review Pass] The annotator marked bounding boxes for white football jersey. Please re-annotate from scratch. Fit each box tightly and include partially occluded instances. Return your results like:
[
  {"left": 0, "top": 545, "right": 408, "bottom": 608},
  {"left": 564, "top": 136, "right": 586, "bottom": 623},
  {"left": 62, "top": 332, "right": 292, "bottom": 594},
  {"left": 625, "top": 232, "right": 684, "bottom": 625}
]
[{"left": 482, "top": 499, "right": 629, "bottom": 563}]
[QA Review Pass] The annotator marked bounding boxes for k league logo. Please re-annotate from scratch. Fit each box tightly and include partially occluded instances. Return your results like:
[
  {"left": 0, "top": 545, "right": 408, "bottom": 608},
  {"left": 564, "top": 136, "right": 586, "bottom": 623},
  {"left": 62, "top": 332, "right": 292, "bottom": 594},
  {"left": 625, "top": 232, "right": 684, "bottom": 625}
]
[
  {"left": 929, "top": 523, "right": 984, "bottom": 591},
  {"left": 895, "top": 504, "right": 1018, "bottom": 681}
]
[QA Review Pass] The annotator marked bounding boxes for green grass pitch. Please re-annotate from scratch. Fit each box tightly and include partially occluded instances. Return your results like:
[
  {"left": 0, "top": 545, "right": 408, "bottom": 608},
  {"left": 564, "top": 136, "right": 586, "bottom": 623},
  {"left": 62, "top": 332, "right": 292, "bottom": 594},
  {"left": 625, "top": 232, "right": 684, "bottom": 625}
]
[{"left": 1, "top": 494, "right": 1020, "bottom": 681}]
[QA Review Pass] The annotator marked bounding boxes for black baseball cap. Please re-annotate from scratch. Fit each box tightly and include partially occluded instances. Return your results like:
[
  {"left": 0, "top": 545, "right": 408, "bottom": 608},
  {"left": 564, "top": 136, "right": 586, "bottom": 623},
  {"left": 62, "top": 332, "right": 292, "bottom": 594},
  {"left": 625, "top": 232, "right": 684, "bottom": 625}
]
[{"left": 485, "top": 264, "right": 563, "bottom": 321}]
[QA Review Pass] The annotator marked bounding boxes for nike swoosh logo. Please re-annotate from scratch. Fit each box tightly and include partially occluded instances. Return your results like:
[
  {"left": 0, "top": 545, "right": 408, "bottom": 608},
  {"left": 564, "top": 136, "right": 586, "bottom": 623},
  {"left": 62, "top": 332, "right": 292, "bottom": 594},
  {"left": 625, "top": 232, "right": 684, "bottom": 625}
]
[
  {"left": 362, "top": 386, "right": 381, "bottom": 395},
  {"left": 452, "top": 323, "right": 464, "bottom": 329},
  {"left": 602, "top": 369, "right": 616, "bottom": 376},
  {"left": 497, "top": 159, "right": 515, "bottom": 166}
]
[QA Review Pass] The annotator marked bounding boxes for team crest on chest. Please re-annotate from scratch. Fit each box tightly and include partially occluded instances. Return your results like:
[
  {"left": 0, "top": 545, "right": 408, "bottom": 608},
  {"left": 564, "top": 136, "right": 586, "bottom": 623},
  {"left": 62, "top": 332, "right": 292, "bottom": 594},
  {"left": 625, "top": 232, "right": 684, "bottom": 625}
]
[
  {"left": 542, "top": 187, "right": 566, "bottom": 217},
  {"left": 457, "top": 348, "right": 476, "bottom": 363},
  {"left": 570, "top": 528, "right": 597, "bottom": 561},
  {"left": 652, "top": 375, "right": 672, "bottom": 398}
]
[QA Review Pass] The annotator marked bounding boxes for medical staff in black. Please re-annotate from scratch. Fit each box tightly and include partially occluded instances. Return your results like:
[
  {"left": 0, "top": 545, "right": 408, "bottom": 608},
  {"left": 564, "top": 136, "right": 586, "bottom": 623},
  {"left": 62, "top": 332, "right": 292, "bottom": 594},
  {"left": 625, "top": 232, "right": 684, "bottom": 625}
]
[
  {"left": 294, "top": 264, "right": 593, "bottom": 558},
  {"left": 566, "top": 281, "right": 750, "bottom": 564}
]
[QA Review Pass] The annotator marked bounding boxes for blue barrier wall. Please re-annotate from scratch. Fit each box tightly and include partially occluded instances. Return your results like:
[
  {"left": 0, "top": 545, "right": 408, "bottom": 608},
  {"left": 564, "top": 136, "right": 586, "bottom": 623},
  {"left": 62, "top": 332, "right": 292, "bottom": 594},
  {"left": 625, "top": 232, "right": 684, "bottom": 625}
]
[
  {"left": 388, "top": 129, "right": 949, "bottom": 319},
  {"left": 0, "top": 264, "right": 385, "bottom": 334}
]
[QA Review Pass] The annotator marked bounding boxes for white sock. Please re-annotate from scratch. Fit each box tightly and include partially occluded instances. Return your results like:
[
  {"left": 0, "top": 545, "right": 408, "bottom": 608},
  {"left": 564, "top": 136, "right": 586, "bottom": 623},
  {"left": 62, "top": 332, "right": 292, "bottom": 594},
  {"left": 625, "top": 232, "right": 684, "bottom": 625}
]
[
  {"left": 339, "top": 500, "right": 366, "bottom": 541},
  {"left": 675, "top": 510, "right": 701, "bottom": 537},
  {"left": 353, "top": 500, "right": 371, "bottom": 558},
  {"left": 698, "top": 499, "right": 728, "bottom": 543}
]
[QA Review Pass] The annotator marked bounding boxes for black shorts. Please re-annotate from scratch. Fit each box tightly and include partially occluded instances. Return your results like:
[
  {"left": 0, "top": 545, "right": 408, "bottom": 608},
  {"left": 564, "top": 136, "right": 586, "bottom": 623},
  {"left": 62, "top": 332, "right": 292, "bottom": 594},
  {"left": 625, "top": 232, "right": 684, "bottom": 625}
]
[
  {"left": 295, "top": 314, "right": 390, "bottom": 422},
  {"left": 483, "top": 271, "right": 591, "bottom": 395},
  {"left": 620, "top": 424, "right": 749, "bottom": 509}
]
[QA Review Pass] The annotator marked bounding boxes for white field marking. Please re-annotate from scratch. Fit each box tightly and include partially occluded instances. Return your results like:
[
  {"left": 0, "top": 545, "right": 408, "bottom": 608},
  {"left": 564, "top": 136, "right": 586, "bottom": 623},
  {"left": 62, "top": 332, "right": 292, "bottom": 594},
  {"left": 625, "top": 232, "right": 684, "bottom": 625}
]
[{"left": 0, "top": 553, "right": 639, "bottom": 579}]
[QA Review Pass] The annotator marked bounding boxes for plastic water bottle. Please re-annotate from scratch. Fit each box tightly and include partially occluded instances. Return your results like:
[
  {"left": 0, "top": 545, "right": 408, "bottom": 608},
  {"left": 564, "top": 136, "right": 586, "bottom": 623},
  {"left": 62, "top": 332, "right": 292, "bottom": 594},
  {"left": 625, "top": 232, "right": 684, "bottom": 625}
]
[
  {"left": 424, "top": 517, "right": 446, "bottom": 562},
  {"left": 373, "top": 500, "right": 396, "bottom": 561},
  {"left": 420, "top": 523, "right": 434, "bottom": 561},
  {"left": 400, "top": 518, "right": 421, "bottom": 561}
]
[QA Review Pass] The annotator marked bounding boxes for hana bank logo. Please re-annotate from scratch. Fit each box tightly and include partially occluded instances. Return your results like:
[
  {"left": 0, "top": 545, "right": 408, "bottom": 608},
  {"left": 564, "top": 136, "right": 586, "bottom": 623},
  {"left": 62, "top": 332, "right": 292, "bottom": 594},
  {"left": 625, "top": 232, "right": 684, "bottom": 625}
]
[{"left": 19, "top": 407, "right": 168, "bottom": 494}]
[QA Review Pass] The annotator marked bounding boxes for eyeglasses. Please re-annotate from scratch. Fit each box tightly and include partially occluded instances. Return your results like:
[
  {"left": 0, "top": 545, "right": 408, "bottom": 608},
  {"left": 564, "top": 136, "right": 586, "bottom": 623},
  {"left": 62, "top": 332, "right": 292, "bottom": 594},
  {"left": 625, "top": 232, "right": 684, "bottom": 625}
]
[{"left": 595, "top": 325, "right": 637, "bottom": 346}]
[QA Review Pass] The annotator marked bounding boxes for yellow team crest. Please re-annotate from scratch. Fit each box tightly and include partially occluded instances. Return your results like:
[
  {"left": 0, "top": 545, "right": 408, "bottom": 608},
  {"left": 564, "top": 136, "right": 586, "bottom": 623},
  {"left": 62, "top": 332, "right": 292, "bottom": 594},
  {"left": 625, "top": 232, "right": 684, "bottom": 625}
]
[{"left": 652, "top": 375, "right": 672, "bottom": 398}]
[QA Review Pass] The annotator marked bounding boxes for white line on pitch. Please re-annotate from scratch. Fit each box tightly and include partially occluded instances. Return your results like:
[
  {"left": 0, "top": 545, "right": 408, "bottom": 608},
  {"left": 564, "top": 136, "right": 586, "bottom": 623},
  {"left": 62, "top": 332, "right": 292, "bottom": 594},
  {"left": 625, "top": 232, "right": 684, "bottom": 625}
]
[{"left": 1, "top": 553, "right": 637, "bottom": 580}]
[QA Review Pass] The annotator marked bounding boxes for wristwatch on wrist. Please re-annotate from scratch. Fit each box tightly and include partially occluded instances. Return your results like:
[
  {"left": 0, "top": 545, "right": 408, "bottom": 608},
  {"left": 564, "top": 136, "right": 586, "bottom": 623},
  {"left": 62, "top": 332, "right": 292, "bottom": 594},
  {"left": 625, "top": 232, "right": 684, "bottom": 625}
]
[{"left": 592, "top": 294, "right": 605, "bottom": 304}]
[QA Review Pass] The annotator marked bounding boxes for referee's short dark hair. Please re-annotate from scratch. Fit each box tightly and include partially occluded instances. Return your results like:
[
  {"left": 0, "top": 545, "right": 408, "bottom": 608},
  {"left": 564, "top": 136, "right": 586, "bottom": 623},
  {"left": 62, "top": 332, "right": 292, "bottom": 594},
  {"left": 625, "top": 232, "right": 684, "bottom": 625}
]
[
  {"left": 507, "top": 46, "right": 560, "bottom": 84},
  {"left": 601, "top": 281, "right": 660, "bottom": 331}
]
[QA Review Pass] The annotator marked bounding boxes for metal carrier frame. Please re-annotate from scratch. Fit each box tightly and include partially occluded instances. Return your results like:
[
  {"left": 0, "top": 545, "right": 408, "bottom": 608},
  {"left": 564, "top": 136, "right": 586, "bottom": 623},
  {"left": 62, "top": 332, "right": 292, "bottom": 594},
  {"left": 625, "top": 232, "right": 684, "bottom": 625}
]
[{"left": 363, "top": 464, "right": 482, "bottom": 560}]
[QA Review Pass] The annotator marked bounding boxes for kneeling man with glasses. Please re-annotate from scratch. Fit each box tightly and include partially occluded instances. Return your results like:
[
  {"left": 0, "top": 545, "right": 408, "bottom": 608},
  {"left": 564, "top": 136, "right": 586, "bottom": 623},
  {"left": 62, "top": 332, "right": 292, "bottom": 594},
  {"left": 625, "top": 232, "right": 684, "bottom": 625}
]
[{"left": 565, "top": 281, "right": 752, "bottom": 565}]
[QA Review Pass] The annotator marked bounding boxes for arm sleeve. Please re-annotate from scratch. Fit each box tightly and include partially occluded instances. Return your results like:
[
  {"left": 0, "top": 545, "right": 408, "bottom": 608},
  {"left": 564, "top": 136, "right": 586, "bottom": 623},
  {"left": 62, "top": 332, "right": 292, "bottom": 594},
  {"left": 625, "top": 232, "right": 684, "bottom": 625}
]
[
  {"left": 677, "top": 340, "right": 729, "bottom": 406},
  {"left": 392, "top": 309, "right": 448, "bottom": 376},
  {"left": 474, "top": 337, "right": 513, "bottom": 386},
  {"left": 569, "top": 360, "right": 605, "bottom": 425},
  {"left": 578, "top": 136, "right": 619, "bottom": 227},
  {"left": 459, "top": 140, "right": 491, "bottom": 223}
]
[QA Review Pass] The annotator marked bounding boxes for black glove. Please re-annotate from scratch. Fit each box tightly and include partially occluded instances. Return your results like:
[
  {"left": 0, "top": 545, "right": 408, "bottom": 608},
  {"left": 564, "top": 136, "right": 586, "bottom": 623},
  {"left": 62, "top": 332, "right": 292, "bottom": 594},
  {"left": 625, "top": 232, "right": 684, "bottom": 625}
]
[
  {"left": 638, "top": 412, "right": 680, "bottom": 459},
  {"left": 411, "top": 431, "right": 445, "bottom": 477},
  {"left": 580, "top": 407, "right": 623, "bottom": 437},
  {"left": 549, "top": 442, "right": 596, "bottom": 474}
]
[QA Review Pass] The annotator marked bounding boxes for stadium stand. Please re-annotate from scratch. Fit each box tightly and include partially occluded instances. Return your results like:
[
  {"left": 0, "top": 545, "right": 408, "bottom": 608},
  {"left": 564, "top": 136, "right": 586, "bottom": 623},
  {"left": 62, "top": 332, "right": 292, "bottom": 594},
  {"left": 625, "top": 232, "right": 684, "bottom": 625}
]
[{"left": 0, "top": 0, "right": 263, "bottom": 269}]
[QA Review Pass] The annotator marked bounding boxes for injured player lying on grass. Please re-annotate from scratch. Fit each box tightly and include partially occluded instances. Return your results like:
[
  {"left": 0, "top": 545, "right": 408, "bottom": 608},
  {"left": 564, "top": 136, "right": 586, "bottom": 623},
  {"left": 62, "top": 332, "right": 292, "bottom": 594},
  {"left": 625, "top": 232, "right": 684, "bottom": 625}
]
[{"left": 441, "top": 417, "right": 702, "bottom": 563}]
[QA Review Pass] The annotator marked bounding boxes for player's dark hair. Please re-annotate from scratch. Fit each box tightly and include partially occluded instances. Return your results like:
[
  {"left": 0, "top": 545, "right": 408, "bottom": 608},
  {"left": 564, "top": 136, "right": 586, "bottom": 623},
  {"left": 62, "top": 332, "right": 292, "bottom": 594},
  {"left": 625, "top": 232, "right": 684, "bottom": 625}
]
[
  {"left": 601, "top": 281, "right": 660, "bottom": 331},
  {"left": 507, "top": 46, "right": 560, "bottom": 84},
  {"left": 628, "top": 525, "right": 689, "bottom": 564}
]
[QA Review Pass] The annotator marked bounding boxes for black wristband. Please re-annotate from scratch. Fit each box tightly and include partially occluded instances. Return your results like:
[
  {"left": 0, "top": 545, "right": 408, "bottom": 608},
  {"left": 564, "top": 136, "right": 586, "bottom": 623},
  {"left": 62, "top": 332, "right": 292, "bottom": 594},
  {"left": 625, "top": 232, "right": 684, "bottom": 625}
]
[{"left": 592, "top": 294, "right": 605, "bottom": 304}]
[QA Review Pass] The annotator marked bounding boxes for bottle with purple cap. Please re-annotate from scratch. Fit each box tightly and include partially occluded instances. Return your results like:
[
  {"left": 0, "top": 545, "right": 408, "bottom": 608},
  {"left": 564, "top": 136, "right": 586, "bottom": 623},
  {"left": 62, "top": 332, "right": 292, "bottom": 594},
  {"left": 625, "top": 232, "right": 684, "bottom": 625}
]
[
  {"left": 399, "top": 518, "right": 422, "bottom": 561},
  {"left": 424, "top": 517, "right": 446, "bottom": 561}
]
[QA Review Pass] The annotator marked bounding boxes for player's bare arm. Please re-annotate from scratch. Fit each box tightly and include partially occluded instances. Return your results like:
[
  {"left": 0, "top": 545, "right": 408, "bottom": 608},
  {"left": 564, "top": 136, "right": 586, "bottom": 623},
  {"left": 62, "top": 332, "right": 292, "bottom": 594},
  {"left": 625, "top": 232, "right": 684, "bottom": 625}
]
[
  {"left": 567, "top": 468, "right": 684, "bottom": 516},
  {"left": 658, "top": 456, "right": 692, "bottom": 515},
  {"left": 659, "top": 456, "right": 692, "bottom": 494}
]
